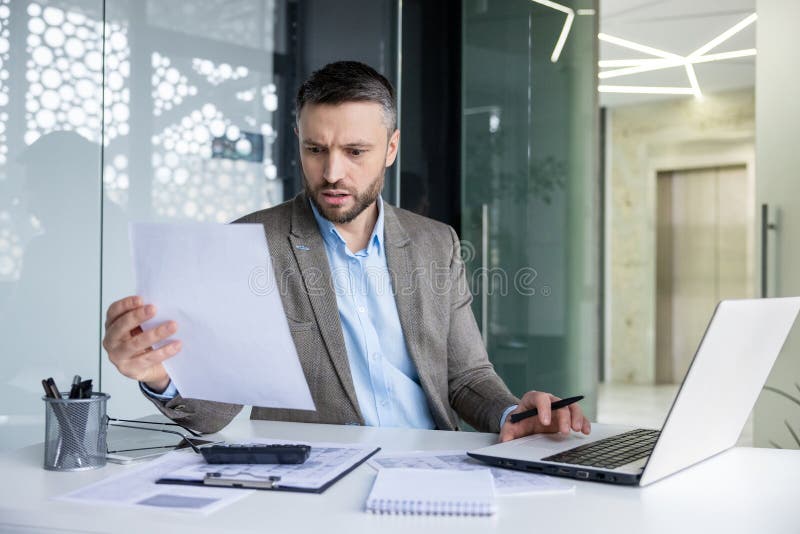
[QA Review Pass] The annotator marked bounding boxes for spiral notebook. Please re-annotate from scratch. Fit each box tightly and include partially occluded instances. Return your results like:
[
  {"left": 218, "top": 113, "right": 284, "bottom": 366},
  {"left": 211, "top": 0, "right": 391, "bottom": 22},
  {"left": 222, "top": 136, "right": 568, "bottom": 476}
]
[{"left": 365, "top": 468, "right": 496, "bottom": 516}]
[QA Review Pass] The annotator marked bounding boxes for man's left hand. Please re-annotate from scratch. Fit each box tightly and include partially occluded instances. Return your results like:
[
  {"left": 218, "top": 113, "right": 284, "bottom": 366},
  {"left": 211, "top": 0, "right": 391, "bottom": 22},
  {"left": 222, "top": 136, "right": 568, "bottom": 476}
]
[{"left": 498, "top": 391, "right": 591, "bottom": 443}]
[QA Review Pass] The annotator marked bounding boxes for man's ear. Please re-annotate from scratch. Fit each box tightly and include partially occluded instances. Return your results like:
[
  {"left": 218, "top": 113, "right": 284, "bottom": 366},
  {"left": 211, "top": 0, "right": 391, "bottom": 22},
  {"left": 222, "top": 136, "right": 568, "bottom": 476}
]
[
  {"left": 293, "top": 126, "right": 299, "bottom": 137},
  {"left": 385, "top": 129, "right": 400, "bottom": 167}
]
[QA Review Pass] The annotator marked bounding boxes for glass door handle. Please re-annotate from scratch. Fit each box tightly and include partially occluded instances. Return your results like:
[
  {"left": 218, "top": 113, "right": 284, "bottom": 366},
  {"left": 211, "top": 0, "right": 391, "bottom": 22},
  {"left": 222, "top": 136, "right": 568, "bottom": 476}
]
[
  {"left": 761, "top": 203, "right": 777, "bottom": 298},
  {"left": 481, "top": 203, "right": 489, "bottom": 347}
]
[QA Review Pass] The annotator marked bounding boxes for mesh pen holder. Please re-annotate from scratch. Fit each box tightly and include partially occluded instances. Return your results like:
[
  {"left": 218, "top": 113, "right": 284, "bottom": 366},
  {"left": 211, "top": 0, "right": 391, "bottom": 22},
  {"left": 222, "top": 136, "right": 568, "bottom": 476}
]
[{"left": 43, "top": 392, "right": 109, "bottom": 471}]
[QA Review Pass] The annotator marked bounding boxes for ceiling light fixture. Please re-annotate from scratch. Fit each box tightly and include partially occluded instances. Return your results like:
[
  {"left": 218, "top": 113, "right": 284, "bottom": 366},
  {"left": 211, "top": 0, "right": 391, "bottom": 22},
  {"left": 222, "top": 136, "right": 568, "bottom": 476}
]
[
  {"left": 685, "top": 64, "right": 702, "bottom": 98},
  {"left": 598, "top": 13, "right": 757, "bottom": 98},
  {"left": 530, "top": 0, "right": 575, "bottom": 63},
  {"left": 689, "top": 13, "right": 758, "bottom": 58},
  {"left": 598, "top": 85, "right": 696, "bottom": 95},
  {"left": 691, "top": 48, "right": 757, "bottom": 64},
  {"left": 599, "top": 58, "right": 678, "bottom": 68},
  {"left": 598, "top": 48, "right": 757, "bottom": 77},
  {"left": 598, "top": 58, "right": 683, "bottom": 80}
]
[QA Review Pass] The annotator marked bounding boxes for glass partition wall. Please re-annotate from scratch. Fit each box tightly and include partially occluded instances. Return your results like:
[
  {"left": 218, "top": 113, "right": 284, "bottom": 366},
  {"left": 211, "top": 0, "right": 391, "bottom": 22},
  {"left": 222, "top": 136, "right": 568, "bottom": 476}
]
[
  {"left": 0, "top": 0, "right": 399, "bottom": 449},
  {"left": 100, "top": 0, "right": 399, "bottom": 417},
  {"left": 0, "top": 0, "right": 288, "bottom": 447},
  {"left": 99, "top": 0, "right": 288, "bottom": 417},
  {"left": 461, "top": 0, "right": 599, "bottom": 418},
  {"left": 0, "top": 0, "right": 105, "bottom": 450}
]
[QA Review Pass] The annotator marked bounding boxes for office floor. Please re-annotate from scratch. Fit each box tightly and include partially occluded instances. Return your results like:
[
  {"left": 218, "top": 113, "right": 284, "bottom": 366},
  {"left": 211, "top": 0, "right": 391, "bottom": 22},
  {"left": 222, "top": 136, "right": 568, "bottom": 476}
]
[{"left": 597, "top": 382, "right": 753, "bottom": 446}]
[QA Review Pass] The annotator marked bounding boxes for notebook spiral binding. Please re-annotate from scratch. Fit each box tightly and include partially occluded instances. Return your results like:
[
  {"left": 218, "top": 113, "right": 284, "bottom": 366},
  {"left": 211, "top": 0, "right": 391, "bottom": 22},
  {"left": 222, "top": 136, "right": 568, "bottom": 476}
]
[{"left": 366, "top": 498, "right": 495, "bottom": 516}]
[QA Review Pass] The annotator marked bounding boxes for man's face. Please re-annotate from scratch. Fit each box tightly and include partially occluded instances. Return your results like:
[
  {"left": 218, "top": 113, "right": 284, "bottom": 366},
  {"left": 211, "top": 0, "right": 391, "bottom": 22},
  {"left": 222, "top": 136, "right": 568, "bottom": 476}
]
[{"left": 297, "top": 101, "right": 399, "bottom": 224}]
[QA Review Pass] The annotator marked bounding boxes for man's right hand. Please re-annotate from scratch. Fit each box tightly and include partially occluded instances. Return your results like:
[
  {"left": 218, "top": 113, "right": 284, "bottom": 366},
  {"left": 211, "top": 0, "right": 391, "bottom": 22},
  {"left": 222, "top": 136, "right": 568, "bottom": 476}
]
[{"left": 102, "top": 295, "right": 182, "bottom": 393}]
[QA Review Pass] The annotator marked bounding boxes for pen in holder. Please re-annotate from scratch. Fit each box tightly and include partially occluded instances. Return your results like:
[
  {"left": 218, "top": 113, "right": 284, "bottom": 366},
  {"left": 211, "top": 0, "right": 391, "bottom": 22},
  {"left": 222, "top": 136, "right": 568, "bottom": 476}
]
[{"left": 42, "top": 392, "right": 110, "bottom": 471}]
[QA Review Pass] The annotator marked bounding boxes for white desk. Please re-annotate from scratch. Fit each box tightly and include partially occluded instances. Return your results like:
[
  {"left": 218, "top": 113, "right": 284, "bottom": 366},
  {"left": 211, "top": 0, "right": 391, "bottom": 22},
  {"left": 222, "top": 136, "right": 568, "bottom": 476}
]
[{"left": 1, "top": 419, "right": 797, "bottom": 534}]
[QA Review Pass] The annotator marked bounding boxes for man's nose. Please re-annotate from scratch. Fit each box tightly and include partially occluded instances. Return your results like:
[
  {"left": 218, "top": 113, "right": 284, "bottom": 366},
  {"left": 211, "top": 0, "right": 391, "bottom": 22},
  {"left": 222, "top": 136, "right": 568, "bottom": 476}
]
[{"left": 322, "top": 152, "right": 346, "bottom": 183}]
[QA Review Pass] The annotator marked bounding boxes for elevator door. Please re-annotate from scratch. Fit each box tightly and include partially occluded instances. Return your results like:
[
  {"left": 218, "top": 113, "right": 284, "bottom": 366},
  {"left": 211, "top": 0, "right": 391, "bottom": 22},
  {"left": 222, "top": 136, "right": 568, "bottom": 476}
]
[{"left": 656, "top": 165, "right": 752, "bottom": 384}]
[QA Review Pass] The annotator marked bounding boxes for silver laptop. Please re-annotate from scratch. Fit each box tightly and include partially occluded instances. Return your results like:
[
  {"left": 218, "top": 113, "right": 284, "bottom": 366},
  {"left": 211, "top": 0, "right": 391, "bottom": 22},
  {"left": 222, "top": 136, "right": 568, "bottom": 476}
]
[{"left": 468, "top": 297, "right": 800, "bottom": 486}]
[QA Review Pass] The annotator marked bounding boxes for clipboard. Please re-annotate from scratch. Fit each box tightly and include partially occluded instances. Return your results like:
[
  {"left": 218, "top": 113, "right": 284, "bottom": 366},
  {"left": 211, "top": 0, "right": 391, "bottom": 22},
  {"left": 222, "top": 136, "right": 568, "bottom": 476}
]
[{"left": 155, "top": 444, "right": 380, "bottom": 494}]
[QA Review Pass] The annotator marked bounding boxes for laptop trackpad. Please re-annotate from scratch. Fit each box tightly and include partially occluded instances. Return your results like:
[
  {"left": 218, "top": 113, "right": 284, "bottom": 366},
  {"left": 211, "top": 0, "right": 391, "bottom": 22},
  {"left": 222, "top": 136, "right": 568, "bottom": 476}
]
[
  {"left": 472, "top": 424, "right": 635, "bottom": 459},
  {"left": 510, "top": 432, "right": 593, "bottom": 452}
]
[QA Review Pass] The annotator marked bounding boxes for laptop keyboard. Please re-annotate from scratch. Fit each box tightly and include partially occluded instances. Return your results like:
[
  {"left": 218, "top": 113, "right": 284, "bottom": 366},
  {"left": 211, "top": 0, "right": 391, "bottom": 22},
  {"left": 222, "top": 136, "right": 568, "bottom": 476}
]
[{"left": 542, "top": 428, "right": 660, "bottom": 469}]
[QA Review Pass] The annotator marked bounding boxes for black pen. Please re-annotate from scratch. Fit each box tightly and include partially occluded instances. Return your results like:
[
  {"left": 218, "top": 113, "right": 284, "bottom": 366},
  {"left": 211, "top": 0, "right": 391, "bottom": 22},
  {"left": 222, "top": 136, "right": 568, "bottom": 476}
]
[
  {"left": 45, "top": 377, "right": 62, "bottom": 399},
  {"left": 78, "top": 379, "right": 93, "bottom": 399},
  {"left": 42, "top": 379, "right": 54, "bottom": 399},
  {"left": 69, "top": 375, "right": 82, "bottom": 399},
  {"left": 509, "top": 395, "right": 584, "bottom": 424}
]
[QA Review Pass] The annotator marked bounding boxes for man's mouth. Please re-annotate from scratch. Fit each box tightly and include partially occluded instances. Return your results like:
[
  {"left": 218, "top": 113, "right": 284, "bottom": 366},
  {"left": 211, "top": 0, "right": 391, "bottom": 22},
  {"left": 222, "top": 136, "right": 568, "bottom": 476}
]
[{"left": 320, "top": 190, "right": 352, "bottom": 206}]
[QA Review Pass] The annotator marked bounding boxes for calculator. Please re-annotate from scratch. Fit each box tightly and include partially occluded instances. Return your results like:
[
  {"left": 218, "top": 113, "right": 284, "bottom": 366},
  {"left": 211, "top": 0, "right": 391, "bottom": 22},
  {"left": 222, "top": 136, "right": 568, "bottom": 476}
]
[{"left": 200, "top": 443, "right": 311, "bottom": 464}]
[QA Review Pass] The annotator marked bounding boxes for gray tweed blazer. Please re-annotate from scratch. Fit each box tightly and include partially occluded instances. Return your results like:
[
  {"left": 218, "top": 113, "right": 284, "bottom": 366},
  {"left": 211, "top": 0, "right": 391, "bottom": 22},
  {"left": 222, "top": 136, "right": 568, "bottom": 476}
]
[{"left": 144, "top": 193, "right": 519, "bottom": 433}]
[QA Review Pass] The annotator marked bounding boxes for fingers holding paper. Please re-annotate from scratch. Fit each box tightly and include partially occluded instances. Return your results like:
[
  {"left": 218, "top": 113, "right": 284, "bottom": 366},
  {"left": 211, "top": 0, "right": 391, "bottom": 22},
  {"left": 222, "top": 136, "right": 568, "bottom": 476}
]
[
  {"left": 102, "top": 295, "right": 182, "bottom": 393},
  {"left": 497, "top": 391, "right": 591, "bottom": 443}
]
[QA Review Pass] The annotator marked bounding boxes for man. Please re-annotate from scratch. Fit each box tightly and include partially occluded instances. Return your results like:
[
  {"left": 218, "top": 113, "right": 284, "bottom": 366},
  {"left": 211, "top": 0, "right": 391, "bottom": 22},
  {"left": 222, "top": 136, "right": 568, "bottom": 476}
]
[{"left": 103, "top": 61, "right": 591, "bottom": 442}]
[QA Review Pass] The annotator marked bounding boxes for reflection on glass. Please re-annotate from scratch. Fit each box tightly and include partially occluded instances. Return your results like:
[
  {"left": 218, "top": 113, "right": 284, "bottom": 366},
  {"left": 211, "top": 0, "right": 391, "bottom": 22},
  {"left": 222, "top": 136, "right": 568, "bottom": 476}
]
[
  {"left": 0, "top": 0, "right": 10, "bottom": 167},
  {"left": 24, "top": 2, "right": 122, "bottom": 145},
  {"left": 100, "top": 0, "right": 286, "bottom": 417},
  {"left": 102, "top": 2, "right": 281, "bottom": 219}
]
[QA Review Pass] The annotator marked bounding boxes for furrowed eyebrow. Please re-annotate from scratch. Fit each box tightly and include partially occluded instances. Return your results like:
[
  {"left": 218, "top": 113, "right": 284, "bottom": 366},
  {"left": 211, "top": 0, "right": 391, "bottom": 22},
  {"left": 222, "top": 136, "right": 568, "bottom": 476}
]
[
  {"left": 302, "top": 139, "right": 374, "bottom": 149},
  {"left": 342, "top": 141, "right": 375, "bottom": 148}
]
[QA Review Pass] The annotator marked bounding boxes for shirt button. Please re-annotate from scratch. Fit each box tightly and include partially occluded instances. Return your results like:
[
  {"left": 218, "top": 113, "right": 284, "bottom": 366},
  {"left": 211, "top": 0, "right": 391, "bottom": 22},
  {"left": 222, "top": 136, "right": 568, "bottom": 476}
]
[
  {"left": 372, "top": 353, "right": 380, "bottom": 361},
  {"left": 357, "top": 306, "right": 366, "bottom": 313},
  {"left": 380, "top": 400, "right": 388, "bottom": 407}
]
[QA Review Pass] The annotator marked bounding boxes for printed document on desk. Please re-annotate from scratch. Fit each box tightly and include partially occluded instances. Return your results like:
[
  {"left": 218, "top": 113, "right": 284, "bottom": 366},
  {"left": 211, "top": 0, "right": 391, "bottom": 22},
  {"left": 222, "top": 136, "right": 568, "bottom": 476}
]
[
  {"left": 130, "top": 222, "right": 315, "bottom": 410},
  {"left": 157, "top": 438, "right": 380, "bottom": 493},
  {"left": 58, "top": 450, "right": 252, "bottom": 514},
  {"left": 369, "top": 450, "right": 574, "bottom": 495}
]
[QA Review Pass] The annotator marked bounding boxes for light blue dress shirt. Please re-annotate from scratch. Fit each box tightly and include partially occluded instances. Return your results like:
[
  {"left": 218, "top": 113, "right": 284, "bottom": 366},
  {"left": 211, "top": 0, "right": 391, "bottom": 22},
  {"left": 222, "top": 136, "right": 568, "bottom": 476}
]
[
  {"left": 308, "top": 197, "right": 436, "bottom": 428},
  {"left": 144, "top": 197, "right": 516, "bottom": 429}
]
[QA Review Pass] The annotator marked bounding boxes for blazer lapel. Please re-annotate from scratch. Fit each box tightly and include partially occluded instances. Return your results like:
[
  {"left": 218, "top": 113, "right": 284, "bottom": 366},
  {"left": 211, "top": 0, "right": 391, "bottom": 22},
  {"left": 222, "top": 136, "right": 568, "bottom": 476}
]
[
  {"left": 383, "top": 205, "right": 452, "bottom": 430},
  {"left": 288, "top": 195, "right": 363, "bottom": 421}
]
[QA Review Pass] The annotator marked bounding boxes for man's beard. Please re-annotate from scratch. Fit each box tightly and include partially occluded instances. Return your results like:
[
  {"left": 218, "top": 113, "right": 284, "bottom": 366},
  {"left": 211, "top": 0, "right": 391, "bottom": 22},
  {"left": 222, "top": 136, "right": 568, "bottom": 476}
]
[{"left": 305, "top": 173, "right": 384, "bottom": 224}]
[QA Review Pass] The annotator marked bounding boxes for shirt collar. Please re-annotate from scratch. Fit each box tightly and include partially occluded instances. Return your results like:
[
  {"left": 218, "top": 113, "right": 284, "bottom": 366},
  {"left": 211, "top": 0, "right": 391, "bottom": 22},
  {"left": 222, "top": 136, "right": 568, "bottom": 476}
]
[{"left": 308, "top": 195, "right": 384, "bottom": 254}]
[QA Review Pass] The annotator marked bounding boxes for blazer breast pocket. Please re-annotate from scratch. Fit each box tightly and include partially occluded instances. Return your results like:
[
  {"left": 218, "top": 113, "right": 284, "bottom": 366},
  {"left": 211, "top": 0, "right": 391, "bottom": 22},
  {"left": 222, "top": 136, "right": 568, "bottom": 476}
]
[{"left": 287, "top": 319, "right": 316, "bottom": 332}]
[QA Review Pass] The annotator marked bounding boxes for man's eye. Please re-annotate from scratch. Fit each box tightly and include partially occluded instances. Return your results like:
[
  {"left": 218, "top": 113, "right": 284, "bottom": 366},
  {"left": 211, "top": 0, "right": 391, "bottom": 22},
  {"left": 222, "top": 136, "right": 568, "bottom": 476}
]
[
  {"left": 306, "top": 146, "right": 322, "bottom": 154},
  {"left": 350, "top": 149, "right": 363, "bottom": 156}
]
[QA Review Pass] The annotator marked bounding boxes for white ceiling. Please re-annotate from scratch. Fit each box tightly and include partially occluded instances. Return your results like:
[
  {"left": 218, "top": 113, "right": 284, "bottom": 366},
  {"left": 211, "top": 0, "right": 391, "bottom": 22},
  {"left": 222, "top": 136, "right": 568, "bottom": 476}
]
[{"left": 599, "top": 0, "right": 756, "bottom": 107}]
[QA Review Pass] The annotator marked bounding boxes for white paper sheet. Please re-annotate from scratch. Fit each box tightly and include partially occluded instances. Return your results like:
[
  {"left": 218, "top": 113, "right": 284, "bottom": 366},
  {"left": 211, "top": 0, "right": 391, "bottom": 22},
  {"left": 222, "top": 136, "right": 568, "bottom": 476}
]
[
  {"left": 57, "top": 451, "right": 253, "bottom": 514},
  {"left": 368, "top": 450, "right": 575, "bottom": 495},
  {"left": 130, "top": 222, "right": 315, "bottom": 410}
]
